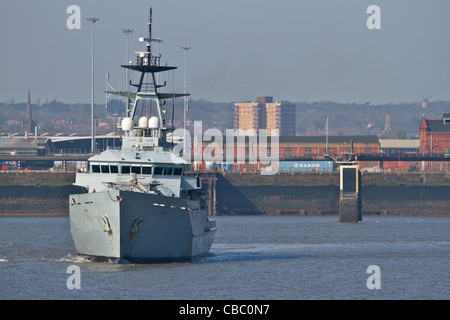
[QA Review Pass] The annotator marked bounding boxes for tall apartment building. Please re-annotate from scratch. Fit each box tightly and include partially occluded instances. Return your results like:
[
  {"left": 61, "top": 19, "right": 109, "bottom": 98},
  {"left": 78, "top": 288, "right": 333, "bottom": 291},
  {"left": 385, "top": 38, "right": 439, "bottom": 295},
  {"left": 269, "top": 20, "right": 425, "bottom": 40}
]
[
  {"left": 233, "top": 101, "right": 265, "bottom": 136},
  {"left": 234, "top": 96, "right": 296, "bottom": 136}
]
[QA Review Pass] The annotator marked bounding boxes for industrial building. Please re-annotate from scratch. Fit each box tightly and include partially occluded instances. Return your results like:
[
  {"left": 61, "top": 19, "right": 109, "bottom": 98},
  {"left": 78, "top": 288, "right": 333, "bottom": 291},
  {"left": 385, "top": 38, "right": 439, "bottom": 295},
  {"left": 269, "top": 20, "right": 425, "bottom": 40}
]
[
  {"left": 0, "top": 137, "right": 54, "bottom": 156},
  {"left": 379, "top": 139, "right": 420, "bottom": 155},
  {"left": 196, "top": 134, "right": 380, "bottom": 172},
  {"left": 277, "top": 135, "right": 379, "bottom": 158}
]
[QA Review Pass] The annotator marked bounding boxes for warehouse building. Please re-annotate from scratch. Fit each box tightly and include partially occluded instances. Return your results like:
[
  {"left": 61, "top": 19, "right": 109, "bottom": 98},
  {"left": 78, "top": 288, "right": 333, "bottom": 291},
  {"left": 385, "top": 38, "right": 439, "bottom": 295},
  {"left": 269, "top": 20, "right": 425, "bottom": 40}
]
[
  {"left": 0, "top": 137, "right": 54, "bottom": 156},
  {"left": 195, "top": 134, "right": 380, "bottom": 172}
]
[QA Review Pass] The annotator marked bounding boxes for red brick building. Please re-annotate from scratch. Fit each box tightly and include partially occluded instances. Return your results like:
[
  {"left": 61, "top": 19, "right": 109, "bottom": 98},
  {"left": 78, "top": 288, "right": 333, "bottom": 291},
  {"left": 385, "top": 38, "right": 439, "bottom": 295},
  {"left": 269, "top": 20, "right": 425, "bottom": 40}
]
[
  {"left": 420, "top": 112, "right": 450, "bottom": 155},
  {"left": 194, "top": 135, "right": 380, "bottom": 172},
  {"left": 419, "top": 112, "right": 450, "bottom": 171}
]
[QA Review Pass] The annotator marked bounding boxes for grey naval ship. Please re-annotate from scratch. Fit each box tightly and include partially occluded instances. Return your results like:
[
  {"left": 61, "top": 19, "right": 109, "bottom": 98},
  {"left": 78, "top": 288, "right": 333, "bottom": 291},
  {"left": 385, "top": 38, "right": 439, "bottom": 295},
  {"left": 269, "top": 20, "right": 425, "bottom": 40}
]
[{"left": 69, "top": 8, "right": 216, "bottom": 263}]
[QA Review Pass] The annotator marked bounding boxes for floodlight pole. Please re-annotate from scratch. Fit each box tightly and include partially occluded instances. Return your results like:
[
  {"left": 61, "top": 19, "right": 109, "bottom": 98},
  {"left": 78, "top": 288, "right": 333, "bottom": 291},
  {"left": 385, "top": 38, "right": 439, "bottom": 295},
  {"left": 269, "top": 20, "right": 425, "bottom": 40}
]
[
  {"left": 181, "top": 46, "right": 191, "bottom": 155},
  {"left": 87, "top": 17, "right": 99, "bottom": 154},
  {"left": 325, "top": 115, "right": 331, "bottom": 154},
  {"left": 122, "top": 28, "right": 133, "bottom": 116}
]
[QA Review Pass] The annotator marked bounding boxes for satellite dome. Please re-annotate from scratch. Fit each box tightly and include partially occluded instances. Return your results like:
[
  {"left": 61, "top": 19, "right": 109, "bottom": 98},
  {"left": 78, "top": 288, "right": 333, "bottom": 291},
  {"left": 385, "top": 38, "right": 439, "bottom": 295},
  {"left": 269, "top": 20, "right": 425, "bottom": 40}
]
[
  {"left": 138, "top": 116, "right": 149, "bottom": 129},
  {"left": 148, "top": 116, "right": 160, "bottom": 129},
  {"left": 121, "top": 117, "right": 132, "bottom": 131}
]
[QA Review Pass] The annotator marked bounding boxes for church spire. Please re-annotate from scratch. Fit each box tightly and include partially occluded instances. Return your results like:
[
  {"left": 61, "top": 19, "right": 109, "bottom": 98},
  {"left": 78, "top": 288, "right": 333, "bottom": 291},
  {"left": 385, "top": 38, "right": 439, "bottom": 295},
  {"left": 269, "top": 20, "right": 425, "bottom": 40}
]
[
  {"left": 27, "top": 89, "right": 32, "bottom": 123},
  {"left": 23, "top": 88, "right": 35, "bottom": 133}
]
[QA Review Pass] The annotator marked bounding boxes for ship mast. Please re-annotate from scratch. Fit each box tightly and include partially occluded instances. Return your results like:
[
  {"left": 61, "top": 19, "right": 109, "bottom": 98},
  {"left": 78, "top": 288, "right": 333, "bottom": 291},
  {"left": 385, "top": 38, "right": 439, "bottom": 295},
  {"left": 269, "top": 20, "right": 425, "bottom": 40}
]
[{"left": 107, "top": 7, "right": 188, "bottom": 137}]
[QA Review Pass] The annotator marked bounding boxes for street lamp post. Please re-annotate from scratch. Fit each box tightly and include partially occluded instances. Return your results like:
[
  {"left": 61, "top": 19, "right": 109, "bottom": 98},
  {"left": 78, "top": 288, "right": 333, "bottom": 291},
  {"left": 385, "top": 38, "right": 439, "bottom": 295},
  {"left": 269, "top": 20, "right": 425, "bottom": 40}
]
[
  {"left": 325, "top": 115, "right": 331, "bottom": 155},
  {"left": 87, "top": 17, "right": 99, "bottom": 154},
  {"left": 181, "top": 46, "right": 191, "bottom": 155}
]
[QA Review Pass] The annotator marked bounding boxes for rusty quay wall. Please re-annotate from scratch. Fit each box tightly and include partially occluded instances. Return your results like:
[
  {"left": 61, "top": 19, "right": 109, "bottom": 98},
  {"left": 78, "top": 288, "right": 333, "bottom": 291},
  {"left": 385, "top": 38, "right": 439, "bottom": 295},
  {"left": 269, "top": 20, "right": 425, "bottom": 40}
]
[
  {"left": 0, "top": 172, "right": 79, "bottom": 215},
  {"left": 0, "top": 171, "right": 449, "bottom": 216},
  {"left": 205, "top": 172, "right": 450, "bottom": 216}
]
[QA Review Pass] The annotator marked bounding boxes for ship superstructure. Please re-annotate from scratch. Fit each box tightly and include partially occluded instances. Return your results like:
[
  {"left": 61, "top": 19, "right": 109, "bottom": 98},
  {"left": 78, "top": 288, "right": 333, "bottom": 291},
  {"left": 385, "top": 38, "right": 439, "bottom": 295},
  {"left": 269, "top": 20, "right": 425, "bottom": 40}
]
[{"left": 69, "top": 7, "right": 216, "bottom": 262}]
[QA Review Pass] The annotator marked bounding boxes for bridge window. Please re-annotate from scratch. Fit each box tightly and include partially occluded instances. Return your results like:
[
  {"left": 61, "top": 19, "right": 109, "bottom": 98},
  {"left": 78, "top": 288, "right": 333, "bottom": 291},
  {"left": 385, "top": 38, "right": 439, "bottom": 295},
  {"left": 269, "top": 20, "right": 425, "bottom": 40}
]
[
  {"left": 173, "top": 167, "right": 183, "bottom": 175},
  {"left": 91, "top": 164, "right": 100, "bottom": 173},
  {"left": 154, "top": 167, "right": 163, "bottom": 175},
  {"left": 131, "top": 166, "right": 141, "bottom": 174},
  {"left": 121, "top": 165, "right": 131, "bottom": 174},
  {"left": 110, "top": 165, "right": 119, "bottom": 173},
  {"left": 142, "top": 166, "right": 152, "bottom": 175},
  {"left": 164, "top": 167, "right": 173, "bottom": 175},
  {"left": 101, "top": 165, "right": 109, "bottom": 173}
]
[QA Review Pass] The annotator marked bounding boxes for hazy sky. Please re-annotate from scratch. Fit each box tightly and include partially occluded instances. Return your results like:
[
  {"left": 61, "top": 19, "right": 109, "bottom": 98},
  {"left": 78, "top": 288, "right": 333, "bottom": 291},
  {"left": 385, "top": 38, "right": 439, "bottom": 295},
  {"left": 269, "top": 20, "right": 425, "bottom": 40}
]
[{"left": 1, "top": 0, "right": 449, "bottom": 105}]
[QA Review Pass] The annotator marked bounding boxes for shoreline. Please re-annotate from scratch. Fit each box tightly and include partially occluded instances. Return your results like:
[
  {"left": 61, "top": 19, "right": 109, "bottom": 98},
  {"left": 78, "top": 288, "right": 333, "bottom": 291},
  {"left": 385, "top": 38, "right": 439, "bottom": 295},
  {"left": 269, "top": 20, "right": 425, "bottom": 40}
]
[
  {"left": 0, "top": 212, "right": 448, "bottom": 218},
  {"left": 0, "top": 212, "right": 68, "bottom": 217},
  {"left": 1, "top": 171, "right": 450, "bottom": 217}
]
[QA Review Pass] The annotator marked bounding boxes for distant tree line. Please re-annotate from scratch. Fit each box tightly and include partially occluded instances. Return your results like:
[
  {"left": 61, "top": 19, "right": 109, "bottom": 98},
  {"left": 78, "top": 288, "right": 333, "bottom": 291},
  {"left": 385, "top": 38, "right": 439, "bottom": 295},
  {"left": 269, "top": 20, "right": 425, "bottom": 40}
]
[{"left": 1, "top": 98, "right": 449, "bottom": 137}]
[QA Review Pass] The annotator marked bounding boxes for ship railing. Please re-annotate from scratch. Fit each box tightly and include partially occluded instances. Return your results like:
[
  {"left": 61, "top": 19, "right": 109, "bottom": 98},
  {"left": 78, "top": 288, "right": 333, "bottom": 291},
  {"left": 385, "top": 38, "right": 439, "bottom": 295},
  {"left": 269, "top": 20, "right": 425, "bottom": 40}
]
[
  {"left": 135, "top": 54, "right": 161, "bottom": 67},
  {"left": 0, "top": 149, "right": 92, "bottom": 156},
  {"left": 0, "top": 150, "right": 39, "bottom": 155},
  {"left": 50, "top": 149, "right": 93, "bottom": 155}
]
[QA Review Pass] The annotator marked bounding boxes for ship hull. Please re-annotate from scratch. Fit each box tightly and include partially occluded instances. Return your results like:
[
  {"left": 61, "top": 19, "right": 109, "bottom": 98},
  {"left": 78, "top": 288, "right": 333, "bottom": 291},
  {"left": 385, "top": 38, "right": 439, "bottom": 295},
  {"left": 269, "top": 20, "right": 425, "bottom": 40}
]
[{"left": 69, "top": 189, "right": 216, "bottom": 263}]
